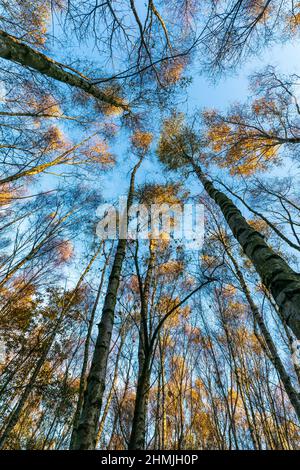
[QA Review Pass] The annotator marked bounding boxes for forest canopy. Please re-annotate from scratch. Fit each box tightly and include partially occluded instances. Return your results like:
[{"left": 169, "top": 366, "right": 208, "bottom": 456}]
[{"left": 0, "top": 0, "right": 300, "bottom": 452}]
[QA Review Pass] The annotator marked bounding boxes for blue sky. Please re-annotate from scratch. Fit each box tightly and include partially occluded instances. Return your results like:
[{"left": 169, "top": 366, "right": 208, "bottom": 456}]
[
  {"left": 98, "top": 37, "right": 300, "bottom": 203},
  {"left": 188, "top": 40, "right": 300, "bottom": 109},
  {"left": 31, "top": 19, "right": 300, "bottom": 272},
  {"left": 44, "top": 5, "right": 300, "bottom": 206}
]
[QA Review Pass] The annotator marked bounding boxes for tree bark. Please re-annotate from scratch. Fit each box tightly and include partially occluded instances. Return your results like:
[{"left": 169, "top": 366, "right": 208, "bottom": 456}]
[
  {"left": 189, "top": 158, "right": 300, "bottom": 339},
  {"left": 225, "top": 245, "right": 300, "bottom": 420},
  {"left": 71, "top": 156, "right": 143, "bottom": 450},
  {"left": 0, "top": 30, "right": 128, "bottom": 111},
  {"left": 0, "top": 248, "right": 101, "bottom": 448},
  {"left": 69, "top": 243, "right": 108, "bottom": 448},
  {"left": 128, "top": 355, "right": 151, "bottom": 450},
  {"left": 128, "top": 242, "right": 155, "bottom": 449},
  {"left": 95, "top": 332, "right": 124, "bottom": 446}
]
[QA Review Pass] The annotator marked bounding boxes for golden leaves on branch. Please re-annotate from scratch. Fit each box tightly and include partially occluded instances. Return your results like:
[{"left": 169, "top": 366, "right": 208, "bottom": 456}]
[
  {"left": 286, "top": 3, "right": 300, "bottom": 32},
  {"left": 222, "top": 284, "right": 237, "bottom": 298},
  {"left": 225, "top": 300, "right": 247, "bottom": 320},
  {"left": 131, "top": 130, "right": 153, "bottom": 152},
  {"left": 214, "top": 284, "right": 247, "bottom": 321},
  {"left": 158, "top": 114, "right": 188, "bottom": 168},
  {"left": 158, "top": 259, "right": 184, "bottom": 277},
  {"left": 83, "top": 138, "right": 115, "bottom": 167},
  {"left": 13, "top": 1, "right": 66, "bottom": 46},
  {"left": 55, "top": 240, "right": 74, "bottom": 265},
  {"left": 128, "top": 275, "right": 140, "bottom": 294},
  {"left": 192, "top": 410, "right": 215, "bottom": 444},
  {"left": 201, "top": 253, "right": 220, "bottom": 270},
  {"left": 158, "top": 113, "right": 201, "bottom": 170},
  {"left": 29, "top": 94, "right": 62, "bottom": 119},
  {"left": 234, "top": 327, "right": 263, "bottom": 355},
  {"left": 157, "top": 294, "right": 191, "bottom": 328},
  {"left": 160, "top": 58, "right": 186, "bottom": 86},
  {"left": 180, "top": 275, "right": 196, "bottom": 290},
  {"left": 0, "top": 183, "right": 17, "bottom": 207},
  {"left": 0, "top": 277, "right": 37, "bottom": 330},
  {"left": 74, "top": 84, "right": 127, "bottom": 117},
  {"left": 184, "top": 324, "right": 202, "bottom": 344},
  {"left": 248, "top": 218, "right": 270, "bottom": 237},
  {"left": 138, "top": 182, "right": 184, "bottom": 206},
  {"left": 245, "top": 0, "right": 273, "bottom": 21},
  {"left": 251, "top": 97, "right": 278, "bottom": 116},
  {"left": 204, "top": 109, "right": 279, "bottom": 175},
  {"left": 159, "top": 333, "right": 175, "bottom": 350},
  {"left": 43, "top": 126, "right": 68, "bottom": 152},
  {"left": 94, "top": 86, "right": 128, "bottom": 117},
  {"left": 11, "top": 83, "right": 63, "bottom": 123},
  {"left": 15, "top": 0, "right": 51, "bottom": 45}
]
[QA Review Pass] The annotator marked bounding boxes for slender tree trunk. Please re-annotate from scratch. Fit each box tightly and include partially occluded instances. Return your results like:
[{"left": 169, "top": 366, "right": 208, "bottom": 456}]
[
  {"left": 225, "top": 246, "right": 300, "bottom": 421},
  {"left": 265, "top": 292, "right": 300, "bottom": 385},
  {"left": 69, "top": 243, "right": 108, "bottom": 448},
  {"left": 0, "top": 249, "right": 101, "bottom": 448},
  {"left": 154, "top": 362, "right": 161, "bottom": 449},
  {"left": 160, "top": 339, "right": 167, "bottom": 450},
  {"left": 72, "top": 156, "right": 143, "bottom": 450},
  {"left": 128, "top": 355, "right": 151, "bottom": 449},
  {"left": 189, "top": 159, "right": 300, "bottom": 339},
  {"left": 107, "top": 355, "right": 132, "bottom": 449},
  {"left": 96, "top": 332, "right": 124, "bottom": 446},
  {"left": 128, "top": 242, "right": 156, "bottom": 449},
  {"left": 0, "top": 134, "right": 95, "bottom": 186},
  {"left": 0, "top": 321, "right": 59, "bottom": 449},
  {"left": 0, "top": 30, "right": 127, "bottom": 111}
]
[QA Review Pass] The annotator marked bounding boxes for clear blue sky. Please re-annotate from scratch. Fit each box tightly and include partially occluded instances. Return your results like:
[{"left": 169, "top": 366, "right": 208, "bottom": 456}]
[
  {"left": 35, "top": 21, "right": 300, "bottom": 248},
  {"left": 45, "top": 8, "right": 300, "bottom": 203},
  {"left": 99, "top": 38, "right": 300, "bottom": 202}
]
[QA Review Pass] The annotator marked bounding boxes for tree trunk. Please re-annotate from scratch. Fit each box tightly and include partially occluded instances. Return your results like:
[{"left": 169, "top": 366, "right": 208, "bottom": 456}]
[
  {"left": 189, "top": 159, "right": 300, "bottom": 339},
  {"left": 0, "top": 248, "right": 101, "bottom": 448},
  {"left": 226, "top": 246, "right": 300, "bottom": 421},
  {"left": 72, "top": 156, "right": 143, "bottom": 450},
  {"left": 128, "top": 355, "right": 151, "bottom": 449},
  {"left": 95, "top": 332, "right": 124, "bottom": 446},
  {"left": 128, "top": 242, "right": 156, "bottom": 449},
  {"left": 69, "top": 243, "right": 108, "bottom": 448},
  {"left": 0, "top": 30, "right": 127, "bottom": 111}
]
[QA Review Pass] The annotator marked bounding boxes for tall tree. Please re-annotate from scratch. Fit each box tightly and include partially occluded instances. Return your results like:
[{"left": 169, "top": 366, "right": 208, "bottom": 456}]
[
  {"left": 157, "top": 114, "right": 300, "bottom": 339},
  {"left": 70, "top": 131, "right": 152, "bottom": 449}
]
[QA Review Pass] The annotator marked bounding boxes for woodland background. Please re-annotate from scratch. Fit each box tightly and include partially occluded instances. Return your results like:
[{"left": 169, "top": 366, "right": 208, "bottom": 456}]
[{"left": 0, "top": 0, "right": 300, "bottom": 450}]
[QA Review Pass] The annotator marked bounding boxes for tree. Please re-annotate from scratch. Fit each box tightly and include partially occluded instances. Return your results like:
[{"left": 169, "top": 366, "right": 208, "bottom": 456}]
[
  {"left": 70, "top": 131, "right": 151, "bottom": 449},
  {"left": 157, "top": 113, "right": 300, "bottom": 339}
]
